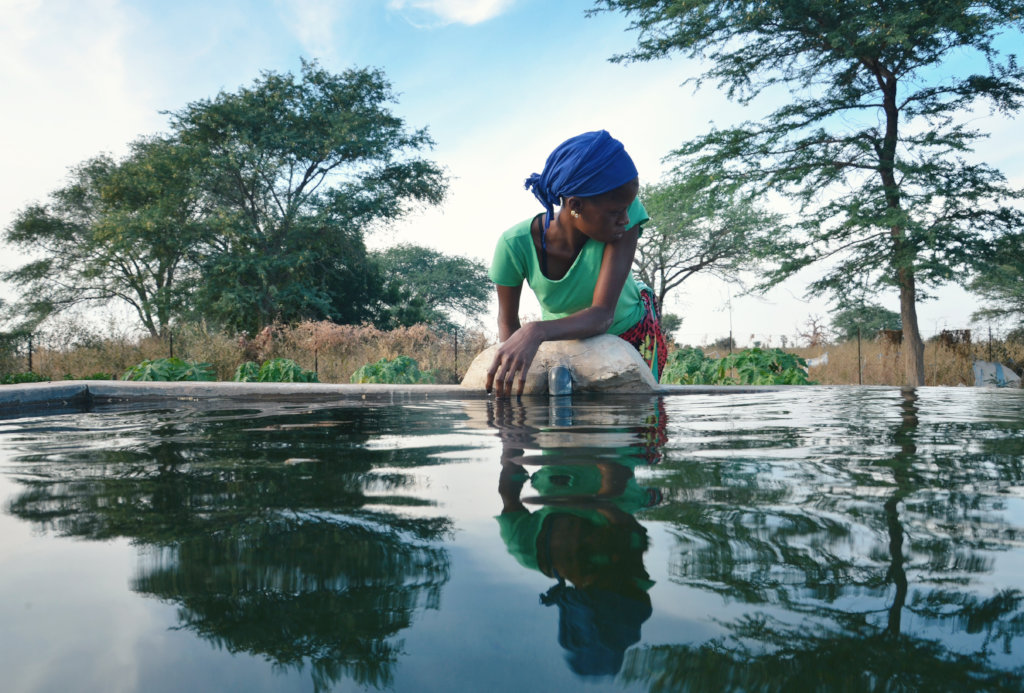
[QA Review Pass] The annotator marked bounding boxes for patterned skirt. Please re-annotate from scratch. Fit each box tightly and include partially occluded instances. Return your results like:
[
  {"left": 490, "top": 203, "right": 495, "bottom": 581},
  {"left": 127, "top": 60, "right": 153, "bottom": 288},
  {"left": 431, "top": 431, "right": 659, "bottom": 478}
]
[{"left": 616, "top": 289, "right": 667, "bottom": 382}]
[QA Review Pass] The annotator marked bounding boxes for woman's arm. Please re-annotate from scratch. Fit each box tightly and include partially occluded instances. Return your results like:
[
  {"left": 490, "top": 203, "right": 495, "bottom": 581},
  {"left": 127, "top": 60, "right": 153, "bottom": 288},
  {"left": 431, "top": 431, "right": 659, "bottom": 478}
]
[
  {"left": 486, "top": 228, "right": 639, "bottom": 395},
  {"left": 496, "top": 284, "right": 523, "bottom": 342}
]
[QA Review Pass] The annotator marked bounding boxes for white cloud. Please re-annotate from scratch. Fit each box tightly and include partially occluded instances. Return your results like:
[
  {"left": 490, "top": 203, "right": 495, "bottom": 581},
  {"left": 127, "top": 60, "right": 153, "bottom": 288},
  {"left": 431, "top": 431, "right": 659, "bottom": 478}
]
[
  {"left": 274, "top": 0, "right": 351, "bottom": 59},
  {"left": 388, "top": 0, "right": 516, "bottom": 27}
]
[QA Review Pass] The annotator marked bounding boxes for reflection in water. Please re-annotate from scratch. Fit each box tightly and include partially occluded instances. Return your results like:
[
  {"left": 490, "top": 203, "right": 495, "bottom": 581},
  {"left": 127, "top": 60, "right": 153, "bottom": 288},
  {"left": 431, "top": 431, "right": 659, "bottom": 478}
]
[
  {"left": 622, "top": 389, "right": 1024, "bottom": 692},
  {"left": 2, "top": 390, "right": 1024, "bottom": 692},
  {"left": 5, "top": 406, "right": 455, "bottom": 691},
  {"left": 488, "top": 396, "right": 667, "bottom": 677}
]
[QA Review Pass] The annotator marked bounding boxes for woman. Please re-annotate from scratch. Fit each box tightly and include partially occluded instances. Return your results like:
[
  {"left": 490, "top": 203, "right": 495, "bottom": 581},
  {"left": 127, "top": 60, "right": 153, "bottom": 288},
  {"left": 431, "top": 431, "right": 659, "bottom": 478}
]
[{"left": 486, "top": 130, "right": 667, "bottom": 395}]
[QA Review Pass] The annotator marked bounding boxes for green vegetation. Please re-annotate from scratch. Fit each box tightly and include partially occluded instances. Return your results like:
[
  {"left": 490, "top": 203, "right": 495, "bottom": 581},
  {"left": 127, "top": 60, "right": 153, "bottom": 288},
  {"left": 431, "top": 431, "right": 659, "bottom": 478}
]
[
  {"left": 73, "top": 373, "right": 115, "bottom": 381},
  {"left": 597, "top": 0, "right": 1024, "bottom": 385},
  {"left": 350, "top": 356, "right": 435, "bottom": 384},
  {"left": 233, "top": 358, "right": 318, "bottom": 383},
  {"left": 1, "top": 372, "right": 48, "bottom": 385},
  {"left": 122, "top": 357, "right": 216, "bottom": 382},
  {"left": 662, "top": 347, "right": 813, "bottom": 385}
]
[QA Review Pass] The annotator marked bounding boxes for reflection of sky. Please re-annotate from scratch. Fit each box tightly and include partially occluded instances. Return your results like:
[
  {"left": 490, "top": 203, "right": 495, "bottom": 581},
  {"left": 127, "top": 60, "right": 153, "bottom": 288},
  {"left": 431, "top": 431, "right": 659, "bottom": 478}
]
[{"left": 0, "top": 473, "right": 296, "bottom": 693}]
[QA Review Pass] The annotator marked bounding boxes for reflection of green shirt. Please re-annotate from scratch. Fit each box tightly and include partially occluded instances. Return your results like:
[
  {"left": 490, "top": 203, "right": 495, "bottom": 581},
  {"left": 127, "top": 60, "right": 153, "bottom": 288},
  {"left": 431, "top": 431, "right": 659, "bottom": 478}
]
[
  {"left": 496, "top": 462, "right": 653, "bottom": 574},
  {"left": 496, "top": 506, "right": 608, "bottom": 574},
  {"left": 489, "top": 198, "right": 649, "bottom": 335}
]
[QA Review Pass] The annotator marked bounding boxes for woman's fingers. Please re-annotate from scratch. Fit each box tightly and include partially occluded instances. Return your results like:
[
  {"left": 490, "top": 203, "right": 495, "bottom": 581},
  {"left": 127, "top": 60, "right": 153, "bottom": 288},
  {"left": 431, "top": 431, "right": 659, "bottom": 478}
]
[
  {"left": 486, "top": 348, "right": 527, "bottom": 397},
  {"left": 499, "top": 356, "right": 520, "bottom": 397}
]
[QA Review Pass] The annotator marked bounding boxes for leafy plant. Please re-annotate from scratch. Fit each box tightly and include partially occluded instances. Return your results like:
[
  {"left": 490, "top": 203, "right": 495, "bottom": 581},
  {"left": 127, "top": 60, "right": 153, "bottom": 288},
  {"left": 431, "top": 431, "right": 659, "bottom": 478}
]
[
  {"left": 661, "top": 347, "right": 724, "bottom": 384},
  {"left": 233, "top": 361, "right": 261, "bottom": 382},
  {"left": 122, "top": 357, "right": 216, "bottom": 382},
  {"left": 662, "top": 347, "right": 813, "bottom": 385},
  {"left": 350, "top": 355, "right": 435, "bottom": 384},
  {"left": 232, "top": 358, "right": 318, "bottom": 383},
  {"left": 1, "top": 372, "right": 48, "bottom": 385}
]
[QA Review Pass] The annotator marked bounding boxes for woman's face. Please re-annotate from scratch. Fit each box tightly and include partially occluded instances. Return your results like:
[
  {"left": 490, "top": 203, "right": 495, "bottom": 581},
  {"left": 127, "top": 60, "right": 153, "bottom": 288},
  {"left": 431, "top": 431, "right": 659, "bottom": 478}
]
[{"left": 569, "top": 178, "right": 640, "bottom": 244}]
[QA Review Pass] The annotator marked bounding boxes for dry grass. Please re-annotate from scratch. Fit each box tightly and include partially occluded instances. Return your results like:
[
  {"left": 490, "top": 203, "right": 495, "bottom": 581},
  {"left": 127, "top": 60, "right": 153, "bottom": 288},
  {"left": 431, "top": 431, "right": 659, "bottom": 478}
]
[
  {"left": 788, "top": 336, "right": 1024, "bottom": 386},
  {"left": 9, "top": 317, "right": 1023, "bottom": 387},
  {"left": 8, "top": 320, "right": 492, "bottom": 384}
]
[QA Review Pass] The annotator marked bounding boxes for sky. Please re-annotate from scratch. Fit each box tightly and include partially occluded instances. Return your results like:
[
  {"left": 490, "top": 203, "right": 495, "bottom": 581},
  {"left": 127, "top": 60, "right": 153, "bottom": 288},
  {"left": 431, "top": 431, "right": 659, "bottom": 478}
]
[{"left": 2, "top": 0, "right": 1022, "bottom": 346}]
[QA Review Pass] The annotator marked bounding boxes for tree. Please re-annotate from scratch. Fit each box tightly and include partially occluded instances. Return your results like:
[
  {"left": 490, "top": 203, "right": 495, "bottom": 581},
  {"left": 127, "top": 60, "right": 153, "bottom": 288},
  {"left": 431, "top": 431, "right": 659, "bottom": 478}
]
[
  {"left": 372, "top": 244, "right": 491, "bottom": 329},
  {"left": 594, "top": 0, "right": 1024, "bottom": 385},
  {"left": 170, "top": 60, "right": 448, "bottom": 333},
  {"left": 969, "top": 232, "right": 1024, "bottom": 328},
  {"left": 3, "top": 137, "right": 208, "bottom": 336},
  {"left": 831, "top": 303, "right": 902, "bottom": 342},
  {"left": 659, "top": 312, "right": 682, "bottom": 342},
  {"left": 797, "top": 313, "right": 831, "bottom": 348},
  {"left": 634, "top": 181, "right": 780, "bottom": 310}
]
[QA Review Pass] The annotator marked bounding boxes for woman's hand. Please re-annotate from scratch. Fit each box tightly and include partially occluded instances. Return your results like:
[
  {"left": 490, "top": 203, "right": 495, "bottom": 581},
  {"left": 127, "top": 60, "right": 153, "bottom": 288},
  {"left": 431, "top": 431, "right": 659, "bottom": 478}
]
[{"left": 486, "top": 321, "right": 546, "bottom": 396}]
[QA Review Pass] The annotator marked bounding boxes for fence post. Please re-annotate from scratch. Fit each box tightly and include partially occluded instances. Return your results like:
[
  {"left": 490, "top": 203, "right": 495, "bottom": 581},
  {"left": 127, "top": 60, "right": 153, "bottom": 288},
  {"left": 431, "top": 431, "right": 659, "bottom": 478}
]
[{"left": 857, "top": 326, "right": 862, "bottom": 385}]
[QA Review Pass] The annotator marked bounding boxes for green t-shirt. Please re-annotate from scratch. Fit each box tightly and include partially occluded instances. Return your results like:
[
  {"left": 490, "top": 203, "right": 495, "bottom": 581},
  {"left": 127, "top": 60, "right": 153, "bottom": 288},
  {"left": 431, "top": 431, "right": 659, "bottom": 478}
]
[{"left": 489, "top": 198, "right": 649, "bottom": 335}]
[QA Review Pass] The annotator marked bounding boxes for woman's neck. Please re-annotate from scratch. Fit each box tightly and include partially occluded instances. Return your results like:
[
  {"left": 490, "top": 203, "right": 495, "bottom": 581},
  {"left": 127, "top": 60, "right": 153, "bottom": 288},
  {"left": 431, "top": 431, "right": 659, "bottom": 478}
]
[{"left": 534, "top": 211, "right": 588, "bottom": 280}]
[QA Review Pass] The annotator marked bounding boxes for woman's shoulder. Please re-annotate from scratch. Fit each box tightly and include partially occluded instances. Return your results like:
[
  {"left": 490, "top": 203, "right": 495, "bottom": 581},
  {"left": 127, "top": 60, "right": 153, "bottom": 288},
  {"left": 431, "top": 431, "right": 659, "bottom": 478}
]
[{"left": 497, "top": 215, "right": 538, "bottom": 245}]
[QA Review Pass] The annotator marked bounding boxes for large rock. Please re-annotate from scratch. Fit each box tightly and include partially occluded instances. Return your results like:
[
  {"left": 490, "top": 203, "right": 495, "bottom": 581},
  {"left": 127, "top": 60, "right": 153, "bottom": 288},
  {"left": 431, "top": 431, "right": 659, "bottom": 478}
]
[{"left": 460, "top": 334, "right": 657, "bottom": 394}]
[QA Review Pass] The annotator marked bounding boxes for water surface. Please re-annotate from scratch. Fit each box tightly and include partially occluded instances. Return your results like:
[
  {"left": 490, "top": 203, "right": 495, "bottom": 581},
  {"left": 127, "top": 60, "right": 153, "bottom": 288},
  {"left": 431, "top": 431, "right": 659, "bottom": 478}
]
[{"left": 1, "top": 387, "right": 1023, "bottom": 692}]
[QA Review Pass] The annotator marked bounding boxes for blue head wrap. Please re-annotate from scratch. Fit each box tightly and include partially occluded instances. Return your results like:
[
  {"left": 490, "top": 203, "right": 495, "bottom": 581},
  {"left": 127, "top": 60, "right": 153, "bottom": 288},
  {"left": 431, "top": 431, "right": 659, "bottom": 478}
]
[{"left": 524, "top": 130, "right": 638, "bottom": 232}]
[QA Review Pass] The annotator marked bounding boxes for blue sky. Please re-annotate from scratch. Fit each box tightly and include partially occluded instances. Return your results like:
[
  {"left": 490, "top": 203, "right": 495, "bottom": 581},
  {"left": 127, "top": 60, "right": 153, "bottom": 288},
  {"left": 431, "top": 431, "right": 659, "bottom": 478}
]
[{"left": 2, "top": 0, "right": 1021, "bottom": 345}]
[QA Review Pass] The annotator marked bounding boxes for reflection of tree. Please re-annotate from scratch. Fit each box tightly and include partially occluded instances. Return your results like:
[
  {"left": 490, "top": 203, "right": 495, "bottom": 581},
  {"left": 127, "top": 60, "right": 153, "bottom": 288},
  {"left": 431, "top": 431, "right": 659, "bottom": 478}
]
[
  {"left": 489, "top": 396, "right": 666, "bottom": 677},
  {"left": 625, "top": 624, "right": 1020, "bottom": 692},
  {"left": 5, "top": 406, "right": 454, "bottom": 691},
  {"left": 136, "top": 516, "right": 447, "bottom": 690},
  {"left": 623, "top": 388, "right": 1024, "bottom": 691}
]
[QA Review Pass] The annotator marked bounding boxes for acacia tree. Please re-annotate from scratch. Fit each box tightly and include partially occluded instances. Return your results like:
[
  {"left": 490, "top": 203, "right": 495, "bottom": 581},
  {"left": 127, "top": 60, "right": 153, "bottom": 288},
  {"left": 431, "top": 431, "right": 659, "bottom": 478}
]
[
  {"left": 829, "top": 275, "right": 902, "bottom": 340},
  {"left": 3, "top": 137, "right": 208, "bottom": 336},
  {"left": 831, "top": 303, "right": 902, "bottom": 342},
  {"left": 969, "top": 231, "right": 1024, "bottom": 328},
  {"left": 170, "top": 60, "right": 448, "bottom": 333},
  {"left": 594, "top": 0, "right": 1024, "bottom": 385},
  {"left": 635, "top": 181, "right": 780, "bottom": 310}
]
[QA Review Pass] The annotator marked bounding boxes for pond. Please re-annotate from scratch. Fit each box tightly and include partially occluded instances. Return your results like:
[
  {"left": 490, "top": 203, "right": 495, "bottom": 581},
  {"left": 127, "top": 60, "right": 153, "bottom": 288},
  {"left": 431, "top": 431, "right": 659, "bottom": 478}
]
[{"left": 1, "top": 387, "right": 1023, "bottom": 692}]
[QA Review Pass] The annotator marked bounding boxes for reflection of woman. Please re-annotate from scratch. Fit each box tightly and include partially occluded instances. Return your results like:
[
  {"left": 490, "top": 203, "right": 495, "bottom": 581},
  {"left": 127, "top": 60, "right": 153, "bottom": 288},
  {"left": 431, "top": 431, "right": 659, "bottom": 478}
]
[
  {"left": 497, "top": 460, "right": 656, "bottom": 676},
  {"left": 486, "top": 130, "right": 668, "bottom": 396}
]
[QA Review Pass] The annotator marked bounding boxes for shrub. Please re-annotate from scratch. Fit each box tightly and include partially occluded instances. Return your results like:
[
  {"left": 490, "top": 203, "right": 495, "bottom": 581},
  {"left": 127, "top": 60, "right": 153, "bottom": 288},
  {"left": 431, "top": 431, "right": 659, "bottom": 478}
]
[
  {"left": 350, "top": 355, "right": 435, "bottom": 384},
  {"left": 122, "top": 357, "right": 216, "bottom": 382},
  {"left": 662, "top": 347, "right": 722, "bottom": 384},
  {"left": 1, "top": 372, "right": 48, "bottom": 385},
  {"left": 233, "top": 358, "right": 318, "bottom": 383},
  {"left": 662, "top": 347, "right": 813, "bottom": 385},
  {"left": 78, "top": 372, "right": 115, "bottom": 380},
  {"left": 725, "top": 347, "right": 814, "bottom": 385},
  {"left": 233, "top": 361, "right": 261, "bottom": 382}
]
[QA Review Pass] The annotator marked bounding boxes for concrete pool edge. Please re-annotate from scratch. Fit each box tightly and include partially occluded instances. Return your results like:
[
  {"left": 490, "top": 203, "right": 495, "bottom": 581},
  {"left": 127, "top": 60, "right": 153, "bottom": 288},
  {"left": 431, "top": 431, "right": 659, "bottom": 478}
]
[{"left": 0, "top": 380, "right": 802, "bottom": 416}]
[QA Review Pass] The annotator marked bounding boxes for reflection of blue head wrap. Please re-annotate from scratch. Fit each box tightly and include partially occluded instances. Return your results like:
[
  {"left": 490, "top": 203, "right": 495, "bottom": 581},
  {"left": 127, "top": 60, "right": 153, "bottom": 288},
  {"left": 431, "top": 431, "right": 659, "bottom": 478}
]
[{"left": 524, "top": 130, "right": 638, "bottom": 232}]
